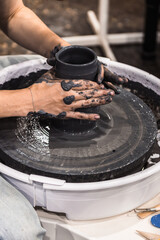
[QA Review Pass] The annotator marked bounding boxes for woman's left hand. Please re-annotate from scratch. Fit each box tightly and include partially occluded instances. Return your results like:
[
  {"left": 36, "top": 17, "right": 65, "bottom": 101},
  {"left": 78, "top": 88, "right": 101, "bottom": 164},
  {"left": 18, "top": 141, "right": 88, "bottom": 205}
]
[{"left": 97, "top": 62, "right": 128, "bottom": 94}]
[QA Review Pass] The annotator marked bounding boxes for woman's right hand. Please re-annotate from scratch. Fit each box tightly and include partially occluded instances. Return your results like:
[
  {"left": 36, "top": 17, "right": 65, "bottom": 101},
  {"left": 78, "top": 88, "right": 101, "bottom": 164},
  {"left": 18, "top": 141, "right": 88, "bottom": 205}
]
[{"left": 29, "top": 78, "right": 115, "bottom": 121}]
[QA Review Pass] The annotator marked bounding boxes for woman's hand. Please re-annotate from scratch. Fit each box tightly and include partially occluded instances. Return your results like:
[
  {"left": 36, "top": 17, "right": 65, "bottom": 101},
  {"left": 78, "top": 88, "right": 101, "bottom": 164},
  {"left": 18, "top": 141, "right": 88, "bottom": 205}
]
[
  {"left": 97, "top": 62, "right": 128, "bottom": 94},
  {"left": 47, "top": 44, "right": 128, "bottom": 96},
  {"left": 29, "top": 71, "right": 115, "bottom": 121}
]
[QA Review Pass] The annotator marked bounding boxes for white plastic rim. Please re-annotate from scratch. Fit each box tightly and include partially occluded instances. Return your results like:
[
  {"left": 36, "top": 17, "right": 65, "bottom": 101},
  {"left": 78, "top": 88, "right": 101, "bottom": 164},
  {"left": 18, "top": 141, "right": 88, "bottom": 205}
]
[{"left": 0, "top": 56, "right": 160, "bottom": 220}]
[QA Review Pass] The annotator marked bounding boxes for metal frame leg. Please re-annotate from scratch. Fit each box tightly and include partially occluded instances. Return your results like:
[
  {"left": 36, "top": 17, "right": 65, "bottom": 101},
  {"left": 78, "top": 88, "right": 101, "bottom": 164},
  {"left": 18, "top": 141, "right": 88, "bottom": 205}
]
[{"left": 142, "top": 0, "right": 160, "bottom": 59}]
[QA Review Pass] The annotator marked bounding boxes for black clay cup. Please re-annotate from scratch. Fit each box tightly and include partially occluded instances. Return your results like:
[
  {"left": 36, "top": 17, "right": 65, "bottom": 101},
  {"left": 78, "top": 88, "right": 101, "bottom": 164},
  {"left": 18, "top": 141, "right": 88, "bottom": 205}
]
[
  {"left": 55, "top": 45, "right": 98, "bottom": 80},
  {"left": 53, "top": 45, "right": 99, "bottom": 133}
]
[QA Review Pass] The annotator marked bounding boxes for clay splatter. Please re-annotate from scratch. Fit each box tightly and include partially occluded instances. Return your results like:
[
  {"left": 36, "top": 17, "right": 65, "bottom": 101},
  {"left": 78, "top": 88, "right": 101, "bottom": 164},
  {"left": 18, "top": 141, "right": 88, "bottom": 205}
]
[
  {"left": 63, "top": 95, "right": 75, "bottom": 104},
  {"left": 61, "top": 80, "right": 82, "bottom": 91}
]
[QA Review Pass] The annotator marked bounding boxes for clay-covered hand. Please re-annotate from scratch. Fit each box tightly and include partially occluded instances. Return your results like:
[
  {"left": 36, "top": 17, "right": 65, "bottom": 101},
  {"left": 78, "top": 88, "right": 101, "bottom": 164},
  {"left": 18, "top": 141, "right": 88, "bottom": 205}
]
[
  {"left": 47, "top": 44, "right": 128, "bottom": 95},
  {"left": 47, "top": 43, "right": 68, "bottom": 66},
  {"left": 97, "top": 62, "right": 128, "bottom": 94},
  {"left": 29, "top": 75, "right": 114, "bottom": 120}
]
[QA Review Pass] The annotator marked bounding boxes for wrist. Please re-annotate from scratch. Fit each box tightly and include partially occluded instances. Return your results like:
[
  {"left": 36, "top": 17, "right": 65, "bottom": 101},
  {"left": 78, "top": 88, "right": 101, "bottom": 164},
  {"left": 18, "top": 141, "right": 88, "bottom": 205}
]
[
  {"left": 0, "top": 88, "right": 33, "bottom": 118},
  {"left": 45, "top": 38, "right": 70, "bottom": 58},
  {"left": 59, "top": 40, "right": 70, "bottom": 48},
  {"left": 29, "top": 82, "right": 49, "bottom": 113},
  {"left": 15, "top": 88, "right": 34, "bottom": 116}
]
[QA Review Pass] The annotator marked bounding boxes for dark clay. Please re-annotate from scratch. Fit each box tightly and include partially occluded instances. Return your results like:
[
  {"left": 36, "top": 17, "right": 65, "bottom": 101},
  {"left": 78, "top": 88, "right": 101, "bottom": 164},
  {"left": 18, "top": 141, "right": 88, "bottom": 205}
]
[
  {"left": 47, "top": 44, "right": 62, "bottom": 66},
  {"left": 57, "top": 112, "right": 66, "bottom": 118},
  {"left": 31, "top": 110, "right": 66, "bottom": 119},
  {"left": 37, "top": 110, "right": 56, "bottom": 118},
  {"left": 78, "top": 90, "right": 97, "bottom": 100},
  {"left": 63, "top": 95, "right": 75, "bottom": 105},
  {"left": 0, "top": 70, "right": 46, "bottom": 90},
  {"left": 61, "top": 80, "right": 82, "bottom": 91},
  {"left": 104, "top": 68, "right": 123, "bottom": 84},
  {"left": 85, "top": 95, "right": 92, "bottom": 99},
  {"left": 105, "top": 96, "right": 112, "bottom": 103}
]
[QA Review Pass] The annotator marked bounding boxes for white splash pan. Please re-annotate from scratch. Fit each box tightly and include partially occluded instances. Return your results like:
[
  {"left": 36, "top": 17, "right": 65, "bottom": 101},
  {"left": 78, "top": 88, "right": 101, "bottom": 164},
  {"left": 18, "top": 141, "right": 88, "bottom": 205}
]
[{"left": 0, "top": 57, "right": 160, "bottom": 221}]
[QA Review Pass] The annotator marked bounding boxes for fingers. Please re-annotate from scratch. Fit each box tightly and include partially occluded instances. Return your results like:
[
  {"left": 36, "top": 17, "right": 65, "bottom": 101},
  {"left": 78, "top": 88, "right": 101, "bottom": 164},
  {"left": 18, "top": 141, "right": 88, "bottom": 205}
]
[
  {"left": 66, "top": 111, "right": 100, "bottom": 121},
  {"left": 62, "top": 87, "right": 114, "bottom": 105},
  {"left": 47, "top": 44, "right": 62, "bottom": 66},
  {"left": 97, "top": 63, "right": 104, "bottom": 84},
  {"left": 61, "top": 79, "right": 104, "bottom": 91},
  {"left": 35, "top": 109, "right": 100, "bottom": 121},
  {"left": 72, "top": 95, "right": 112, "bottom": 109},
  {"left": 103, "top": 81, "right": 121, "bottom": 95},
  {"left": 118, "top": 76, "right": 128, "bottom": 83},
  {"left": 104, "top": 66, "right": 128, "bottom": 84},
  {"left": 73, "top": 89, "right": 114, "bottom": 101}
]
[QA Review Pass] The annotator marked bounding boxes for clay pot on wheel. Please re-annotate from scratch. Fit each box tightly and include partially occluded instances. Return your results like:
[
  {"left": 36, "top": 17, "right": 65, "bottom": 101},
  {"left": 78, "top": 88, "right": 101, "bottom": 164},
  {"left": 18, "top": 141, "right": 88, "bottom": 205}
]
[{"left": 53, "top": 45, "right": 99, "bottom": 133}]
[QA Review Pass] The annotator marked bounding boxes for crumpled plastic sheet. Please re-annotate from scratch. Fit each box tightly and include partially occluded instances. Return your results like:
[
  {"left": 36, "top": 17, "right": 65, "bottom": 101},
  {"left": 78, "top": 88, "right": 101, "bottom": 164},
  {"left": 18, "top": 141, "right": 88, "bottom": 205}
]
[{"left": 0, "top": 54, "right": 43, "bottom": 70}]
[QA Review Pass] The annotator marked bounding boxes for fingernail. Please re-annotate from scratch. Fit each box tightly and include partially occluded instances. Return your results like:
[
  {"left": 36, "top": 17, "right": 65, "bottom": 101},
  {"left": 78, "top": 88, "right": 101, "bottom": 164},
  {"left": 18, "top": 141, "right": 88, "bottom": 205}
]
[
  {"left": 94, "top": 115, "right": 100, "bottom": 119},
  {"left": 119, "top": 77, "right": 124, "bottom": 83},
  {"left": 109, "top": 91, "right": 115, "bottom": 96},
  {"left": 115, "top": 88, "right": 121, "bottom": 95}
]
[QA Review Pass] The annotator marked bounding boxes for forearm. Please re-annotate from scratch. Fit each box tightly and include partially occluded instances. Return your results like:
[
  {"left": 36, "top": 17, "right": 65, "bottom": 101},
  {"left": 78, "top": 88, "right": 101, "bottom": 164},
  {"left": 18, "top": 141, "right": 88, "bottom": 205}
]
[
  {"left": 0, "top": 0, "right": 69, "bottom": 58},
  {"left": 0, "top": 88, "right": 33, "bottom": 118}
]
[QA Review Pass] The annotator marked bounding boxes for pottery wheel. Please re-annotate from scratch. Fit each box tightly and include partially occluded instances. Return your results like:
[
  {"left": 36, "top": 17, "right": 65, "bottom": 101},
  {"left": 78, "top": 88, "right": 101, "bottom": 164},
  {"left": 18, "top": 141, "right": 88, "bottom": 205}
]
[{"left": 0, "top": 89, "right": 157, "bottom": 182}]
